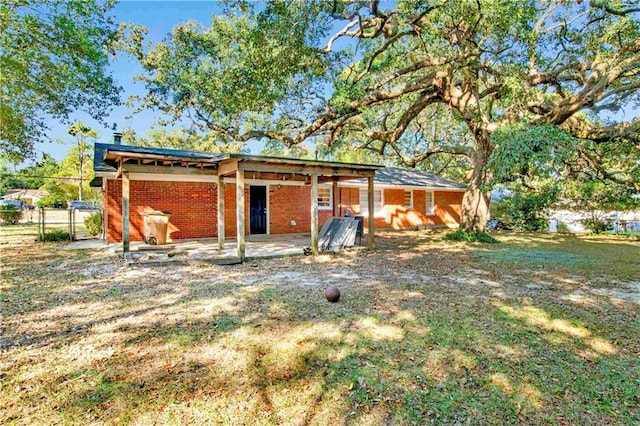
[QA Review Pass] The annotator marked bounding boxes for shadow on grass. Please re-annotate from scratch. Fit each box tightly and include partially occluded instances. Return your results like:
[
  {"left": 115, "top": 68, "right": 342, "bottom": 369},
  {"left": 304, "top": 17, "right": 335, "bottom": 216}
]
[{"left": 1, "top": 233, "right": 638, "bottom": 425}]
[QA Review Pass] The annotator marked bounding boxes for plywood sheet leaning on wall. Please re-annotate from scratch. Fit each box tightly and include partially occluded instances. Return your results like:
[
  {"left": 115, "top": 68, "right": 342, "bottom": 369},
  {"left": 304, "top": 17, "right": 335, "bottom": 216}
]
[{"left": 318, "top": 217, "right": 358, "bottom": 252}]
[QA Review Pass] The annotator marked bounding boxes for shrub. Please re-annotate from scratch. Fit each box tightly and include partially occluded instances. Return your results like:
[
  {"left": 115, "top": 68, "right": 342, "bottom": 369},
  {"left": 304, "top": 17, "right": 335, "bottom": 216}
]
[
  {"left": 582, "top": 218, "right": 613, "bottom": 234},
  {"left": 84, "top": 211, "right": 103, "bottom": 236},
  {"left": 491, "top": 190, "right": 554, "bottom": 232},
  {"left": 37, "top": 192, "right": 67, "bottom": 208},
  {"left": 556, "top": 221, "right": 570, "bottom": 234},
  {"left": 0, "top": 205, "right": 23, "bottom": 225},
  {"left": 444, "top": 229, "right": 498, "bottom": 243},
  {"left": 38, "top": 229, "right": 71, "bottom": 242}
]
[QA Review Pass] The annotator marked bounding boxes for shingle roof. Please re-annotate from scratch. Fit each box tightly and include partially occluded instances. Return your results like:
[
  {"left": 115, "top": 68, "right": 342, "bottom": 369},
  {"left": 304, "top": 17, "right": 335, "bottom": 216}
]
[
  {"left": 93, "top": 143, "right": 116, "bottom": 174},
  {"left": 354, "top": 167, "right": 466, "bottom": 190}
]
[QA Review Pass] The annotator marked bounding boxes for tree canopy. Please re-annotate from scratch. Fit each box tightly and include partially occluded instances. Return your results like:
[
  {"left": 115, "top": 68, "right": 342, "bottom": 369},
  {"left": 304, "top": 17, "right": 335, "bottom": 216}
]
[
  {"left": 132, "top": 0, "right": 640, "bottom": 231},
  {"left": 0, "top": 0, "right": 121, "bottom": 162}
]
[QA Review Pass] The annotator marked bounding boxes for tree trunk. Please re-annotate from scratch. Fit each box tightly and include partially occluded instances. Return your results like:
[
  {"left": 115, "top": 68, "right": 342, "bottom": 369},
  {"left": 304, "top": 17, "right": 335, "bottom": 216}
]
[{"left": 460, "top": 132, "right": 492, "bottom": 232}]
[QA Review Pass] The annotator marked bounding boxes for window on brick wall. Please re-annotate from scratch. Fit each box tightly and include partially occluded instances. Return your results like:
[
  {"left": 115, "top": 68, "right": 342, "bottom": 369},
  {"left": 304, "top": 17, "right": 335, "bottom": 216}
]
[
  {"left": 359, "top": 189, "right": 383, "bottom": 217},
  {"left": 318, "top": 187, "right": 331, "bottom": 209},
  {"left": 425, "top": 191, "right": 435, "bottom": 215},
  {"left": 404, "top": 190, "right": 413, "bottom": 208}
]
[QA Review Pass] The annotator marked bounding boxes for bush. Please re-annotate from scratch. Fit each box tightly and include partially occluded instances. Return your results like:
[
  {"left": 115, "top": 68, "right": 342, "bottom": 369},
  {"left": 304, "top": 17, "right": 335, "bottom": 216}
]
[
  {"left": 84, "top": 211, "right": 103, "bottom": 236},
  {"left": 582, "top": 218, "right": 613, "bottom": 234},
  {"left": 444, "top": 229, "right": 498, "bottom": 243},
  {"left": 38, "top": 229, "right": 71, "bottom": 242},
  {"left": 0, "top": 205, "right": 23, "bottom": 225},
  {"left": 556, "top": 221, "right": 570, "bottom": 234},
  {"left": 491, "top": 190, "right": 554, "bottom": 232}
]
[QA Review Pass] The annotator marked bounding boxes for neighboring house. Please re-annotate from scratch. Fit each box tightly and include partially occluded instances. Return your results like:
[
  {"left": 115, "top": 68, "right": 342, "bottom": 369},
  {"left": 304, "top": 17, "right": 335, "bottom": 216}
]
[
  {"left": 92, "top": 138, "right": 465, "bottom": 258},
  {"left": 613, "top": 211, "right": 640, "bottom": 232},
  {"left": 1, "top": 189, "right": 49, "bottom": 206},
  {"left": 549, "top": 210, "right": 640, "bottom": 233}
]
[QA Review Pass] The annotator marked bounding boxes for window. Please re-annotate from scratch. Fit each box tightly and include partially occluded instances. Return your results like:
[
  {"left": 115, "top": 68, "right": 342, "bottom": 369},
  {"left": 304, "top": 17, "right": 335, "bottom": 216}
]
[
  {"left": 318, "top": 187, "right": 331, "bottom": 209},
  {"left": 360, "top": 189, "right": 382, "bottom": 216},
  {"left": 425, "top": 191, "right": 435, "bottom": 215},
  {"left": 404, "top": 190, "right": 413, "bottom": 208}
]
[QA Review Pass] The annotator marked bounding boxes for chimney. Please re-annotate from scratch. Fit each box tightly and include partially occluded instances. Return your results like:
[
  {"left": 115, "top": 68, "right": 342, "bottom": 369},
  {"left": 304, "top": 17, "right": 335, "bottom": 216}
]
[{"left": 113, "top": 132, "right": 122, "bottom": 145}]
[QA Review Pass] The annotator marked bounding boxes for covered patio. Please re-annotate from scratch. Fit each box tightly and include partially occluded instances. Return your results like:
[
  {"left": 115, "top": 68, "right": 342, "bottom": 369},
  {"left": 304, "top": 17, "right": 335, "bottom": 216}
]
[{"left": 94, "top": 143, "right": 383, "bottom": 261}]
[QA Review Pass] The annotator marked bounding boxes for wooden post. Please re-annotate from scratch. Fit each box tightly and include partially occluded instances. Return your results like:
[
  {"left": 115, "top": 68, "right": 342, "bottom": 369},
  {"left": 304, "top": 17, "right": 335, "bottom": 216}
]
[
  {"left": 122, "top": 170, "right": 130, "bottom": 256},
  {"left": 332, "top": 180, "right": 339, "bottom": 217},
  {"left": 311, "top": 173, "right": 319, "bottom": 256},
  {"left": 217, "top": 176, "right": 225, "bottom": 251},
  {"left": 236, "top": 169, "right": 245, "bottom": 262},
  {"left": 68, "top": 208, "right": 72, "bottom": 240},
  {"left": 368, "top": 175, "right": 375, "bottom": 250}
]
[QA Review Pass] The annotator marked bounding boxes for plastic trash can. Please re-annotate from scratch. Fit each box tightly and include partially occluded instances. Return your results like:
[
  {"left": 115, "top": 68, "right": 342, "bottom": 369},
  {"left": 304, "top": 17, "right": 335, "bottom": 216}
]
[{"left": 140, "top": 210, "right": 171, "bottom": 245}]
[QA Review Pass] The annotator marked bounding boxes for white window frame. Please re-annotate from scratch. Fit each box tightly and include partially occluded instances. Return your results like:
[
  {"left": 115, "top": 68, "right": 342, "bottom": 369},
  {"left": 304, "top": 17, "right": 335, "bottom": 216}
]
[
  {"left": 317, "top": 186, "right": 332, "bottom": 210},
  {"left": 359, "top": 189, "right": 384, "bottom": 217},
  {"left": 404, "top": 190, "right": 413, "bottom": 208},
  {"left": 425, "top": 191, "right": 435, "bottom": 215}
]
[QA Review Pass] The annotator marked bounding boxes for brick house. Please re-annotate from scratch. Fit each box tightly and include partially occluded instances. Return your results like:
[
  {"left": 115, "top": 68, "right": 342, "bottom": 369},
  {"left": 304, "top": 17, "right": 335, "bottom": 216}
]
[{"left": 93, "top": 141, "right": 465, "bottom": 260}]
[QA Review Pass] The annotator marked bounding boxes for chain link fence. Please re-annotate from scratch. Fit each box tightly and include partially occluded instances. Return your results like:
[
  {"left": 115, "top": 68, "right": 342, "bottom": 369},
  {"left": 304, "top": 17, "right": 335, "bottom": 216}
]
[{"left": 0, "top": 208, "right": 102, "bottom": 243}]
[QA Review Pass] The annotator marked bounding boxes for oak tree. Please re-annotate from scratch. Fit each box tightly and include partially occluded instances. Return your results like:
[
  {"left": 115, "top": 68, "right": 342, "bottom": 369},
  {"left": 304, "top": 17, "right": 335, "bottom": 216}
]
[{"left": 133, "top": 0, "right": 640, "bottom": 231}]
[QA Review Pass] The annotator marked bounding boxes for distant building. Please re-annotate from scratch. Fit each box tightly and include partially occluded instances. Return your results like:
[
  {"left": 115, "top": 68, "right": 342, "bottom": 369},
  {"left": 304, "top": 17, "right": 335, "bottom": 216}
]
[{"left": 1, "top": 189, "right": 49, "bottom": 206}]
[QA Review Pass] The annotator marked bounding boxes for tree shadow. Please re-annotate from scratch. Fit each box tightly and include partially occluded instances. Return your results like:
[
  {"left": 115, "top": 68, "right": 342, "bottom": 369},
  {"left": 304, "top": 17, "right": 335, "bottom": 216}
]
[{"left": 2, "top": 232, "right": 638, "bottom": 424}]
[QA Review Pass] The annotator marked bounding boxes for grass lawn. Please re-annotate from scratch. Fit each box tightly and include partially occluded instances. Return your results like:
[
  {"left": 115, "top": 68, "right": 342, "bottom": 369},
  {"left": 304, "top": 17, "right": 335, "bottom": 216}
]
[{"left": 1, "top": 231, "right": 638, "bottom": 425}]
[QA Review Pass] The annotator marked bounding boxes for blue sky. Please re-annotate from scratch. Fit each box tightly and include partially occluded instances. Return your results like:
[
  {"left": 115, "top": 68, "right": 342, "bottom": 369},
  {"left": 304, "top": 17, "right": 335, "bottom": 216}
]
[{"left": 31, "top": 1, "right": 224, "bottom": 165}]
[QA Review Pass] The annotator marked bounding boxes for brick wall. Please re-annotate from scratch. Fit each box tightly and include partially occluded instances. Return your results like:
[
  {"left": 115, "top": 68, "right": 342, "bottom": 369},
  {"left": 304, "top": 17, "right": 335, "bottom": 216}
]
[
  {"left": 332, "top": 186, "right": 463, "bottom": 230},
  {"left": 105, "top": 179, "right": 217, "bottom": 243},
  {"left": 104, "top": 178, "right": 464, "bottom": 243},
  {"left": 433, "top": 190, "right": 463, "bottom": 225},
  {"left": 267, "top": 185, "right": 332, "bottom": 234}
]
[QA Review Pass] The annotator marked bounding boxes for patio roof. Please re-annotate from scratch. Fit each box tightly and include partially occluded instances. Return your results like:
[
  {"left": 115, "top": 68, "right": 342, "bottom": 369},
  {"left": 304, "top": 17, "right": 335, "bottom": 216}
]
[{"left": 93, "top": 143, "right": 383, "bottom": 179}]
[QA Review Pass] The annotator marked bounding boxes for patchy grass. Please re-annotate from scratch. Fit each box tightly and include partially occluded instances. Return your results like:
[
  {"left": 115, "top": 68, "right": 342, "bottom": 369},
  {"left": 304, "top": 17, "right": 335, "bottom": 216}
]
[{"left": 0, "top": 231, "right": 638, "bottom": 425}]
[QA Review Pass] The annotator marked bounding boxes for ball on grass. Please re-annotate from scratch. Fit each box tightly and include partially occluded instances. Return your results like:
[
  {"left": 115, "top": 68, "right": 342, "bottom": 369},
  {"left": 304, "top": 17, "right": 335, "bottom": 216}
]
[{"left": 325, "top": 286, "right": 340, "bottom": 303}]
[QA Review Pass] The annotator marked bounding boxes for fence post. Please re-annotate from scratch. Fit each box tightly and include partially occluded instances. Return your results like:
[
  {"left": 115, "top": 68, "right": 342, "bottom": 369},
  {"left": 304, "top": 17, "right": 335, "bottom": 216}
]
[{"left": 39, "top": 208, "right": 46, "bottom": 240}]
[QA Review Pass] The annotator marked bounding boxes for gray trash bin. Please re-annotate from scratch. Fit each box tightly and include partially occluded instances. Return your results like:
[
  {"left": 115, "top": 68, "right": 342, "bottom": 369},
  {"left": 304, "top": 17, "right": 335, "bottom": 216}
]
[{"left": 140, "top": 210, "right": 171, "bottom": 245}]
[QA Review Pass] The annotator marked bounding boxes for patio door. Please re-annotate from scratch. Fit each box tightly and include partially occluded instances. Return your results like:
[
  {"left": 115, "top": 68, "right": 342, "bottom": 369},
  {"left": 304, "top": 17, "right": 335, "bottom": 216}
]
[{"left": 249, "top": 186, "right": 267, "bottom": 234}]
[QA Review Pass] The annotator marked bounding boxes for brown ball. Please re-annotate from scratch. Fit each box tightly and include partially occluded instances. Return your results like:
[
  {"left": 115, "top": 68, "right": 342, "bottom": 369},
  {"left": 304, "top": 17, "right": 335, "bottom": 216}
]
[{"left": 325, "top": 286, "right": 340, "bottom": 303}]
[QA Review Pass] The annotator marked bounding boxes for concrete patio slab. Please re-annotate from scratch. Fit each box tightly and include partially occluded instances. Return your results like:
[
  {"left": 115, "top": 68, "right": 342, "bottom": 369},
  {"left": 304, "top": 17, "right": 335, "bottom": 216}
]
[{"left": 64, "top": 234, "right": 318, "bottom": 265}]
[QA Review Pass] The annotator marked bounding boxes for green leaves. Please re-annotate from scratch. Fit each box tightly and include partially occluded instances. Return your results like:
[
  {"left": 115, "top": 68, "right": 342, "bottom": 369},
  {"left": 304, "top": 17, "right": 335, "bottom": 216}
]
[
  {"left": 489, "top": 123, "right": 577, "bottom": 185},
  {"left": 0, "top": 0, "right": 121, "bottom": 162},
  {"left": 133, "top": 1, "right": 330, "bottom": 140}
]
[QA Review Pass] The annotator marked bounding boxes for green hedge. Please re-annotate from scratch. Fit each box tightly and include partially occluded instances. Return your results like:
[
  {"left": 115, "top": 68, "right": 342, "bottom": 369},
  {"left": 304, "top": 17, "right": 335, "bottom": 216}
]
[{"left": 444, "top": 229, "right": 498, "bottom": 243}]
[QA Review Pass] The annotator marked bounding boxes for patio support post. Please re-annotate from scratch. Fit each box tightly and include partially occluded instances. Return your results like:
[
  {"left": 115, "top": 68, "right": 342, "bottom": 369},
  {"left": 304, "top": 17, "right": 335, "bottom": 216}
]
[
  {"left": 236, "top": 169, "right": 245, "bottom": 262},
  {"left": 368, "top": 175, "right": 375, "bottom": 250},
  {"left": 122, "top": 170, "right": 130, "bottom": 257},
  {"left": 217, "top": 176, "right": 225, "bottom": 251},
  {"left": 332, "top": 180, "right": 339, "bottom": 217},
  {"left": 311, "top": 173, "right": 319, "bottom": 256}
]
